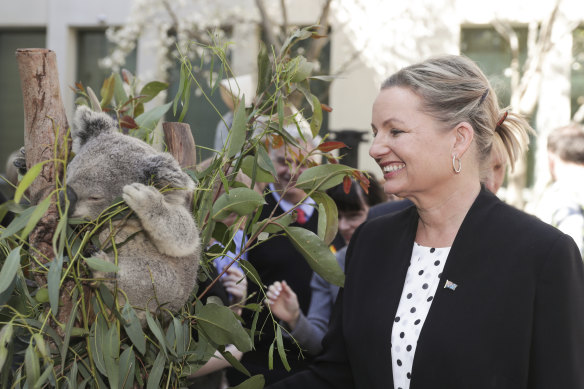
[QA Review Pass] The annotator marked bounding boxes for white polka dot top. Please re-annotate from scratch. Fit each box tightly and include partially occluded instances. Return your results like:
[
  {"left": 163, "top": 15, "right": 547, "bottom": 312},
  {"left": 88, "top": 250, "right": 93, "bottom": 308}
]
[{"left": 391, "top": 242, "right": 451, "bottom": 389}]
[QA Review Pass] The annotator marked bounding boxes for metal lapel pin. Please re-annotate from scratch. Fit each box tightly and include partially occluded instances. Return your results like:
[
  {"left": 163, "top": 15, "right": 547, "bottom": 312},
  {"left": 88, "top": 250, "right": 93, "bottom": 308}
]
[{"left": 444, "top": 280, "right": 458, "bottom": 291}]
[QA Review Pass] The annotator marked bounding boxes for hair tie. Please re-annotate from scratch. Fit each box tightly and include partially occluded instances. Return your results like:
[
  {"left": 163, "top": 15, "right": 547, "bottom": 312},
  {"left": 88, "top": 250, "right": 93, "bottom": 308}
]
[
  {"left": 496, "top": 111, "right": 508, "bottom": 127},
  {"left": 478, "top": 89, "right": 489, "bottom": 105}
]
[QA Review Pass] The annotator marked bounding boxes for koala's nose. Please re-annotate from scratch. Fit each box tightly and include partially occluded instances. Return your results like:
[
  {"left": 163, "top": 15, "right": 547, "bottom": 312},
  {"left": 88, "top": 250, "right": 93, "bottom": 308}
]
[{"left": 59, "top": 186, "right": 77, "bottom": 216}]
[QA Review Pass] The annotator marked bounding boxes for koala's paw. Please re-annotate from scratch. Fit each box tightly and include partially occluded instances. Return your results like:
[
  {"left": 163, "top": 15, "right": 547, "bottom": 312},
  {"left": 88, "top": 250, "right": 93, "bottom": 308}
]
[
  {"left": 122, "top": 183, "right": 162, "bottom": 213},
  {"left": 88, "top": 250, "right": 114, "bottom": 287},
  {"left": 13, "top": 147, "right": 27, "bottom": 176}
]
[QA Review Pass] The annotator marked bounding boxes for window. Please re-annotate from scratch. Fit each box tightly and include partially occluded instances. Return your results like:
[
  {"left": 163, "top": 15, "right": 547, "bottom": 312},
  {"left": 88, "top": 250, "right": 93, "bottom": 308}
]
[{"left": 76, "top": 29, "right": 137, "bottom": 102}]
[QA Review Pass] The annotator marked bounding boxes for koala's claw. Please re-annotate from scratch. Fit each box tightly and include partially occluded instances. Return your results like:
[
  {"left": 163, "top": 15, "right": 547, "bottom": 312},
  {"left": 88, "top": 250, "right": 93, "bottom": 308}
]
[{"left": 122, "top": 183, "right": 161, "bottom": 211}]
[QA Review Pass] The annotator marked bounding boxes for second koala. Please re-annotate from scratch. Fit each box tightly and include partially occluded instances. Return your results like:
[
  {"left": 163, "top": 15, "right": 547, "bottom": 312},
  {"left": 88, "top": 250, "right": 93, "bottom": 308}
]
[{"left": 66, "top": 106, "right": 200, "bottom": 319}]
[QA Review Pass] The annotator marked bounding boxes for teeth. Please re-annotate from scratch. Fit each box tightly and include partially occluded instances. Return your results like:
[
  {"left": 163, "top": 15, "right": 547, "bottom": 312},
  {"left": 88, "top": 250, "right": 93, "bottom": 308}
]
[{"left": 383, "top": 164, "right": 405, "bottom": 173}]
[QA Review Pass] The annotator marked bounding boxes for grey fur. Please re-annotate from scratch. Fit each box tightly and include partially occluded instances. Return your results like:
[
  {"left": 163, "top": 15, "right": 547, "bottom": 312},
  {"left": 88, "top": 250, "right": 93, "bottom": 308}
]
[{"left": 67, "top": 106, "right": 200, "bottom": 320}]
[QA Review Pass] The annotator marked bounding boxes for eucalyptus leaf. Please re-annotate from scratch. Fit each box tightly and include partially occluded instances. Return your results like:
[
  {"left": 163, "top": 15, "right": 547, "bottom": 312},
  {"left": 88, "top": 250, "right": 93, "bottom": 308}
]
[
  {"left": 146, "top": 352, "right": 165, "bottom": 389},
  {"left": 276, "top": 326, "right": 290, "bottom": 371},
  {"left": 0, "top": 246, "right": 21, "bottom": 294},
  {"left": 100, "top": 74, "right": 115, "bottom": 108},
  {"left": 257, "top": 144, "right": 277, "bottom": 177},
  {"left": 310, "top": 94, "right": 323, "bottom": 137},
  {"left": 84, "top": 256, "right": 118, "bottom": 273},
  {"left": 47, "top": 255, "right": 63, "bottom": 315},
  {"left": 241, "top": 156, "right": 275, "bottom": 184},
  {"left": 119, "top": 347, "right": 135, "bottom": 389},
  {"left": 146, "top": 312, "right": 168, "bottom": 359},
  {"left": 61, "top": 300, "right": 80, "bottom": 373},
  {"left": 24, "top": 343, "right": 40, "bottom": 388},
  {"left": 113, "top": 73, "right": 128, "bottom": 107},
  {"left": 20, "top": 195, "right": 52, "bottom": 240},
  {"left": 14, "top": 160, "right": 45, "bottom": 204},
  {"left": 135, "top": 101, "right": 172, "bottom": 131},
  {"left": 211, "top": 187, "right": 265, "bottom": 220},
  {"left": 310, "top": 191, "right": 338, "bottom": 245},
  {"left": 121, "top": 303, "right": 146, "bottom": 355},
  {"left": 227, "top": 95, "right": 247, "bottom": 158},
  {"left": 290, "top": 56, "right": 314, "bottom": 83},
  {"left": 34, "top": 362, "right": 54, "bottom": 389},
  {"left": 295, "top": 164, "right": 354, "bottom": 191},
  {"left": 283, "top": 226, "right": 345, "bottom": 287},
  {"left": 256, "top": 41, "right": 272, "bottom": 97},
  {"left": 0, "top": 206, "right": 36, "bottom": 239},
  {"left": 139, "top": 81, "right": 169, "bottom": 104},
  {"left": 89, "top": 315, "right": 108, "bottom": 376},
  {"left": 196, "top": 302, "right": 252, "bottom": 352},
  {"left": 103, "top": 324, "right": 120, "bottom": 389}
]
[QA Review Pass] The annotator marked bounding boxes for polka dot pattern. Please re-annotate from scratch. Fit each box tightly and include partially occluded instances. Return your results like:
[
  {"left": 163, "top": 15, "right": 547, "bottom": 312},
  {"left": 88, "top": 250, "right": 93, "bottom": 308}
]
[{"left": 391, "top": 243, "right": 451, "bottom": 389}]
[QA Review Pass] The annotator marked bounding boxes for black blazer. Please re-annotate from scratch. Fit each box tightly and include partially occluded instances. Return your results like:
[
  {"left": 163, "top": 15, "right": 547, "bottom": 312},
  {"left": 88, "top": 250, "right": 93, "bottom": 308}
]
[{"left": 269, "top": 189, "right": 584, "bottom": 389}]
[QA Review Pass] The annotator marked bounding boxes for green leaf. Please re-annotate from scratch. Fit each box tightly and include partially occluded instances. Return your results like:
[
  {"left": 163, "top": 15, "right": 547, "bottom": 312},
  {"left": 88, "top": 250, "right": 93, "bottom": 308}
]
[
  {"left": 238, "top": 260, "right": 263, "bottom": 289},
  {"left": 89, "top": 314, "right": 108, "bottom": 376},
  {"left": 256, "top": 41, "right": 272, "bottom": 97},
  {"left": 67, "top": 359, "right": 79, "bottom": 389},
  {"left": 134, "top": 101, "right": 172, "bottom": 131},
  {"left": 310, "top": 94, "right": 323, "bottom": 138},
  {"left": 211, "top": 187, "right": 265, "bottom": 220},
  {"left": 47, "top": 255, "right": 63, "bottom": 315},
  {"left": 100, "top": 74, "right": 116, "bottom": 108},
  {"left": 290, "top": 56, "right": 314, "bottom": 83},
  {"left": 35, "top": 362, "right": 54, "bottom": 389},
  {"left": 295, "top": 164, "right": 354, "bottom": 191},
  {"left": 0, "top": 205, "right": 36, "bottom": 239},
  {"left": 228, "top": 374, "right": 265, "bottom": 389},
  {"left": 139, "top": 81, "right": 169, "bottom": 103},
  {"left": 25, "top": 342, "right": 40, "bottom": 388},
  {"left": 20, "top": 195, "right": 52, "bottom": 240},
  {"left": 276, "top": 326, "right": 291, "bottom": 371},
  {"left": 14, "top": 160, "right": 46, "bottom": 204},
  {"left": 121, "top": 303, "right": 146, "bottom": 355},
  {"left": 84, "top": 256, "right": 118, "bottom": 273},
  {"left": 257, "top": 144, "right": 277, "bottom": 178},
  {"left": 61, "top": 299, "right": 80, "bottom": 374},
  {"left": 283, "top": 226, "right": 345, "bottom": 287},
  {"left": 250, "top": 214, "right": 293, "bottom": 237},
  {"left": 0, "top": 246, "right": 21, "bottom": 294},
  {"left": 310, "top": 191, "right": 338, "bottom": 245},
  {"left": 227, "top": 95, "right": 247, "bottom": 158},
  {"left": 103, "top": 324, "right": 120, "bottom": 389},
  {"left": 119, "top": 347, "right": 135, "bottom": 389},
  {"left": 277, "top": 96, "right": 284, "bottom": 131},
  {"left": 146, "top": 352, "right": 165, "bottom": 389},
  {"left": 146, "top": 312, "right": 168, "bottom": 359},
  {"left": 241, "top": 155, "right": 275, "bottom": 184},
  {"left": 280, "top": 26, "right": 315, "bottom": 56},
  {"left": 196, "top": 302, "right": 252, "bottom": 352},
  {"left": 113, "top": 73, "right": 129, "bottom": 107}
]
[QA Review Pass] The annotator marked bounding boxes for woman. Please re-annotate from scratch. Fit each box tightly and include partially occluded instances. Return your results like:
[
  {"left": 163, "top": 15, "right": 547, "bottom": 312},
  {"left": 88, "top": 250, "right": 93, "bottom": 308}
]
[
  {"left": 268, "top": 55, "right": 584, "bottom": 388},
  {"left": 265, "top": 177, "right": 385, "bottom": 356}
]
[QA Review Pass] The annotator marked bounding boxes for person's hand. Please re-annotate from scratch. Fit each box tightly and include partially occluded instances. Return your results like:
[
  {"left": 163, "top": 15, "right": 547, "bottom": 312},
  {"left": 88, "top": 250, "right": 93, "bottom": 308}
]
[
  {"left": 265, "top": 280, "right": 300, "bottom": 329},
  {"left": 220, "top": 266, "right": 247, "bottom": 314}
]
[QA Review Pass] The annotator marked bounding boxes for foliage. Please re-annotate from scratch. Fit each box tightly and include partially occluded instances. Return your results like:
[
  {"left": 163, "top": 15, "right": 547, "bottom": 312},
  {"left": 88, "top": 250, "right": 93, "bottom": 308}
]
[{"left": 0, "top": 27, "right": 367, "bottom": 388}]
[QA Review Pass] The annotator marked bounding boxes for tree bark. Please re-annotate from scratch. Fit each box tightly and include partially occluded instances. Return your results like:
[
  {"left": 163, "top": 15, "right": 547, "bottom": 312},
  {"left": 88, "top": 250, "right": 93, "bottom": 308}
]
[
  {"left": 16, "top": 48, "right": 73, "bottom": 332},
  {"left": 162, "top": 122, "right": 196, "bottom": 169}
]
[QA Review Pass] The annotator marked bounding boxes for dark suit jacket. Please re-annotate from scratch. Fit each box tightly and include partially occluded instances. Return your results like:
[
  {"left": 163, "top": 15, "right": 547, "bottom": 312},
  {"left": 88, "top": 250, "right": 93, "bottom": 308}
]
[{"left": 269, "top": 188, "right": 584, "bottom": 388}]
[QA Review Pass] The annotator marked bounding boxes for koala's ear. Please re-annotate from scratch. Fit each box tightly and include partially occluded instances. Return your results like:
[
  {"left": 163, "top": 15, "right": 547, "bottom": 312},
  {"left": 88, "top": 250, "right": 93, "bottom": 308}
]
[
  {"left": 143, "top": 153, "right": 195, "bottom": 191},
  {"left": 72, "top": 106, "right": 117, "bottom": 152}
]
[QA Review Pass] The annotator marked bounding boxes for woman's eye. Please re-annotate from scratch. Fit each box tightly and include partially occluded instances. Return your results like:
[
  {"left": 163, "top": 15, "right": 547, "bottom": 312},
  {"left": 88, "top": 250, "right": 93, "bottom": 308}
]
[{"left": 390, "top": 129, "right": 403, "bottom": 136}]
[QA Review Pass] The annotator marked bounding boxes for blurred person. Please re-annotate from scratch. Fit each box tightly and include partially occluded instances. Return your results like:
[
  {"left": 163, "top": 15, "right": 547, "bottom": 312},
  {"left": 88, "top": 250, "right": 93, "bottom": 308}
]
[
  {"left": 227, "top": 135, "right": 321, "bottom": 386},
  {"left": 268, "top": 55, "right": 584, "bottom": 388},
  {"left": 264, "top": 176, "right": 385, "bottom": 355},
  {"left": 533, "top": 123, "right": 584, "bottom": 256}
]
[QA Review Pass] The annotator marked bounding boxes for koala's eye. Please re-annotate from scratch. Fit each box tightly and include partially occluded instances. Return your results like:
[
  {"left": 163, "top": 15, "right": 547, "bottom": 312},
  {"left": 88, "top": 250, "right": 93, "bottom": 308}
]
[{"left": 88, "top": 196, "right": 103, "bottom": 201}]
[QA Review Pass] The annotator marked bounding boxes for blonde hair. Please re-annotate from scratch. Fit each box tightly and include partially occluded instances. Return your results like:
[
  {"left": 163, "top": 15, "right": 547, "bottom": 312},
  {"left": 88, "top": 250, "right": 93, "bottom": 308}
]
[{"left": 381, "top": 55, "right": 532, "bottom": 171}]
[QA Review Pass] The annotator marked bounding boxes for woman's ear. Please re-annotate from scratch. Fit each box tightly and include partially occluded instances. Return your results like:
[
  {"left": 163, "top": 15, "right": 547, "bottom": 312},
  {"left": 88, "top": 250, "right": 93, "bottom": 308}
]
[{"left": 452, "top": 121, "right": 474, "bottom": 158}]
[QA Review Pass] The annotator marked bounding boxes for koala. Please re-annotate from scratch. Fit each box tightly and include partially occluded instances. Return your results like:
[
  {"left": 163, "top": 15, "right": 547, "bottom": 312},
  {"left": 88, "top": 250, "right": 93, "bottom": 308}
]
[{"left": 66, "top": 105, "right": 200, "bottom": 319}]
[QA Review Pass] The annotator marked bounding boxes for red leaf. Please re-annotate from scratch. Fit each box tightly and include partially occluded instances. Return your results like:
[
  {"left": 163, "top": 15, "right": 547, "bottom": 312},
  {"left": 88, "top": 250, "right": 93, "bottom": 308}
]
[
  {"left": 326, "top": 156, "right": 339, "bottom": 164},
  {"left": 343, "top": 176, "right": 352, "bottom": 194},
  {"left": 121, "top": 69, "right": 133, "bottom": 84},
  {"left": 317, "top": 141, "right": 348, "bottom": 153},
  {"left": 321, "top": 103, "right": 333, "bottom": 112},
  {"left": 119, "top": 115, "right": 139, "bottom": 129}
]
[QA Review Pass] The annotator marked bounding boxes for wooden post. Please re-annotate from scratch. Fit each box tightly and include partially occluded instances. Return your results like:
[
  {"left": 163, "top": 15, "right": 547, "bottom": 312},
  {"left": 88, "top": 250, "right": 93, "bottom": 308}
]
[
  {"left": 162, "top": 122, "right": 196, "bottom": 169},
  {"left": 16, "top": 48, "right": 73, "bottom": 332}
]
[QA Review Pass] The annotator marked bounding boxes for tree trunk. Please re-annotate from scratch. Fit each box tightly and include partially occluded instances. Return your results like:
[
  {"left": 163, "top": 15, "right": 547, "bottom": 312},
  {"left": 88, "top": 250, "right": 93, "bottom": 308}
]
[
  {"left": 16, "top": 48, "right": 73, "bottom": 332},
  {"left": 162, "top": 122, "right": 196, "bottom": 169}
]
